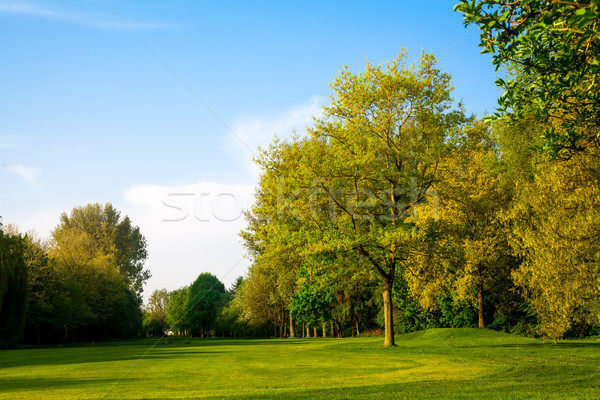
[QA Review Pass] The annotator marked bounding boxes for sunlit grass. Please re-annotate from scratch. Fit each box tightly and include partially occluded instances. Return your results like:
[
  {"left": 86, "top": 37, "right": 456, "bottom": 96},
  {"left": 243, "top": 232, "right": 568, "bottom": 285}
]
[{"left": 1, "top": 328, "right": 599, "bottom": 399}]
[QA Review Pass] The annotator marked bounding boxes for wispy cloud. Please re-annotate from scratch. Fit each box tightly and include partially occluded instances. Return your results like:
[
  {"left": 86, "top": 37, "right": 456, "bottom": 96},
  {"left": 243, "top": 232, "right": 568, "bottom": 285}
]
[
  {"left": 6, "top": 164, "right": 39, "bottom": 185},
  {"left": 227, "top": 95, "right": 324, "bottom": 179},
  {"left": 0, "top": 143, "right": 25, "bottom": 149},
  {"left": 0, "top": 2, "right": 171, "bottom": 30}
]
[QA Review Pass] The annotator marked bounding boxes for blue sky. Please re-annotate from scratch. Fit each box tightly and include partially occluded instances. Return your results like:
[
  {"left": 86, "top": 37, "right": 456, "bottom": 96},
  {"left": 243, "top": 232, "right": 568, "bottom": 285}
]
[{"left": 0, "top": 0, "right": 499, "bottom": 301}]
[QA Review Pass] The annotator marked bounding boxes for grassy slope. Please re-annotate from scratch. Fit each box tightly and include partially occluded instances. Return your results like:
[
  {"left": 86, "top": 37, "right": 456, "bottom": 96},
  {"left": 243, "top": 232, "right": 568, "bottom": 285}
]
[{"left": 0, "top": 328, "right": 599, "bottom": 399}]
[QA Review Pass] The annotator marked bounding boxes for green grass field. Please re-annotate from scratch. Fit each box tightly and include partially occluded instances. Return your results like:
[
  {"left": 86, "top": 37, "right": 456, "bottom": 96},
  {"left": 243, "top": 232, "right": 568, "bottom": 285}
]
[{"left": 1, "top": 328, "right": 599, "bottom": 399}]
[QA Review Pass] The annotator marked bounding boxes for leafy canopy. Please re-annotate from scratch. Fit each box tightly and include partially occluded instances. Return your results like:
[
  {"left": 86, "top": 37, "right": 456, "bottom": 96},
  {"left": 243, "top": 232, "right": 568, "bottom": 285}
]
[{"left": 456, "top": 0, "right": 600, "bottom": 158}]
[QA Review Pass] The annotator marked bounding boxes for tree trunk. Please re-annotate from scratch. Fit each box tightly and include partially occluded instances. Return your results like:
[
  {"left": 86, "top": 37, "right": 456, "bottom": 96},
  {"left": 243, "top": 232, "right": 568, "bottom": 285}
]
[
  {"left": 356, "top": 320, "right": 360, "bottom": 336},
  {"left": 314, "top": 327, "right": 318, "bottom": 338},
  {"left": 306, "top": 326, "right": 311, "bottom": 337},
  {"left": 322, "top": 322, "right": 326, "bottom": 337},
  {"left": 289, "top": 313, "right": 295, "bottom": 338},
  {"left": 330, "top": 321, "right": 335, "bottom": 338},
  {"left": 302, "top": 323, "right": 305, "bottom": 338},
  {"left": 336, "top": 320, "right": 343, "bottom": 338},
  {"left": 478, "top": 282, "right": 485, "bottom": 329},
  {"left": 382, "top": 277, "right": 395, "bottom": 346}
]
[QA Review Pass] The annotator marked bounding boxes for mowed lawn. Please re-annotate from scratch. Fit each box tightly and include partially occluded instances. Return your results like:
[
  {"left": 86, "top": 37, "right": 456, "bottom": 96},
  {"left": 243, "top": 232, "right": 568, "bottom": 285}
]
[{"left": 1, "top": 328, "right": 599, "bottom": 399}]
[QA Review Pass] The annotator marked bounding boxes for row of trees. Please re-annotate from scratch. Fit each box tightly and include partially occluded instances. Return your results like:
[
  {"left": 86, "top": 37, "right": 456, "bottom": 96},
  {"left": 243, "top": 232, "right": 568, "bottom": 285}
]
[
  {"left": 0, "top": 203, "right": 150, "bottom": 346},
  {"left": 145, "top": 271, "right": 378, "bottom": 340},
  {"left": 236, "top": 0, "right": 600, "bottom": 345},
  {"left": 144, "top": 274, "right": 254, "bottom": 339}
]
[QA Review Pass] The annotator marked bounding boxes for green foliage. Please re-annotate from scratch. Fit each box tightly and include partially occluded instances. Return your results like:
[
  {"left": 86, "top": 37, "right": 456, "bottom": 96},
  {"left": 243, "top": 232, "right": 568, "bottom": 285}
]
[
  {"left": 52, "top": 203, "right": 149, "bottom": 298},
  {"left": 509, "top": 145, "right": 600, "bottom": 338},
  {"left": 456, "top": 0, "right": 600, "bottom": 158},
  {"left": 165, "top": 287, "right": 189, "bottom": 336},
  {"left": 185, "top": 273, "right": 226, "bottom": 337},
  {"left": 143, "top": 288, "right": 170, "bottom": 336},
  {"left": 237, "top": 258, "right": 289, "bottom": 334},
  {"left": 187, "top": 289, "right": 224, "bottom": 337},
  {"left": 215, "top": 301, "right": 246, "bottom": 337},
  {"left": 405, "top": 121, "right": 517, "bottom": 329},
  {"left": 290, "top": 263, "right": 334, "bottom": 327},
  {"left": 17, "top": 203, "right": 149, "bottom": 342},
  {"left": 143, "top": 316, "right": 166, "bottom": 337},
  {"left": 0, "top": 227, "right": 27, "bottom": 348},
  {"left": 390, "top": 278, "right": 477, "bottom": 334}
]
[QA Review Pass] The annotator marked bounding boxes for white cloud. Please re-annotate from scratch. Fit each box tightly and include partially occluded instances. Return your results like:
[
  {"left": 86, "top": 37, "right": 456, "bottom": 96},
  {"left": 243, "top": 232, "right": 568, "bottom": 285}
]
[
  {"left": 0, "top": 2, "right": 53, "bottom": 16},
  {"left": 0, "top": 2, "right": 170, "bottom": 30},
  {"left": 121, "top": 182, "right": 256, "bottom": 301},
  {"left": 6, "top": 164, "right": 39, "bottom": 186},
  {"left": 122, "top": 98, "right": 326, "bottom": 301},
  {"left": 0, "top": 143, "right": 25, "bottom": 149},
  {"left": 227, "top": 95, "right": 324, "bottom": 179}
]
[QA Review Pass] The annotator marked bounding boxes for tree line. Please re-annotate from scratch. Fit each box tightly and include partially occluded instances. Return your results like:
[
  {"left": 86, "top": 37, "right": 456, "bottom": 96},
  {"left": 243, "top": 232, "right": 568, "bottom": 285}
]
[{"left": 0, "top": 203, "right": 149, "bottom": 347}]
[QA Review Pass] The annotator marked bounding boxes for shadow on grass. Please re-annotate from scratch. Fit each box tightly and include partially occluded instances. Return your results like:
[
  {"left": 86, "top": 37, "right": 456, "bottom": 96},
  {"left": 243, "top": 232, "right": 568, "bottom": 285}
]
[
  {"left": 0, "top": 376, "right": 139, "bottom": 393},
  {"left": 0, "top": 348, "right": 226, "bottom": 369},
  {"left": 0, "top": 338, "right": 320, "bottom": 370}
]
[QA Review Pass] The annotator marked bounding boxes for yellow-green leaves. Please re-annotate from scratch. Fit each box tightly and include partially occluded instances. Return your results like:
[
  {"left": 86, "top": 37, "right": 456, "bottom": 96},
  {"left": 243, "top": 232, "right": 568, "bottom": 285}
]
[
  {"left": 242, "top": 51, "right": 468, "bottom": 345},
  {"left": 510, "top": 146, "right": 600, "bottom": 338}
]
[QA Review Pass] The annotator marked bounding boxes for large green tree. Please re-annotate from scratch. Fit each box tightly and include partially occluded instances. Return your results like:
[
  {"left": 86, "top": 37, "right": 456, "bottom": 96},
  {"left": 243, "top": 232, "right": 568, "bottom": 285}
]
[
  {"left": 260, "top": 52, "right": 466, "bottom": 346},
  {"left": 49, "top": 203, "right": 146, "bottom": 340},
  {"left": 52, "top": 203, "right": 149, "bottom": 298},
  {"left": 241, "top": 139, "right": 309, "bottom": 338},
  {"left": 241, "top": 52, "right": 468, "bottom": 345}
]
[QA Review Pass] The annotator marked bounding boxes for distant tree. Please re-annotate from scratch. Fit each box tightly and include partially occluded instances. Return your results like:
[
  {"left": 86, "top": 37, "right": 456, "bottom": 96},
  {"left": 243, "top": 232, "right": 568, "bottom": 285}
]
[
  {"left": 165, "top": 287, "right": 189, "bottom": 336},
  {"left": 145, "top": 288, "right": 170, "bottom": 335},
  {"left": 229, "top": 276, "right": 244, "bottom": 298},
  {"left": 237, "top": 258, "right": 290, "bottom": 338},
  {"left": 186, "top": 273, "right": 227, "bottom": 337},
  {"left": 216, "top": 296, "right": 249, "bottom": 338}
]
